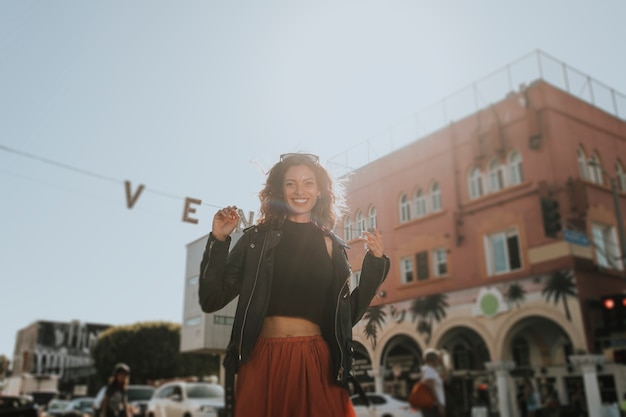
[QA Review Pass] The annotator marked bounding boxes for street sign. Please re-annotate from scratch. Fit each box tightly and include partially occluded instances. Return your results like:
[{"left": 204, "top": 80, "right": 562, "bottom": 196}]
[{"left": 563, "top": 229, "right": 590, "bottom": 246}]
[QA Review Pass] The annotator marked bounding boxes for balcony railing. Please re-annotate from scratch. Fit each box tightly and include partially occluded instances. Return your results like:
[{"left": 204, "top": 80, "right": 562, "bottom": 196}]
[{"left": 327, "top": 49, "right": 626, "bottom": 178}]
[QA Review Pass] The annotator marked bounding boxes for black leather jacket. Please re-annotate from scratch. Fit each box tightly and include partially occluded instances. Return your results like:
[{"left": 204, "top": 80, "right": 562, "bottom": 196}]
[{"left": 198, "top": 223, "right": 390, "bottom": 389}]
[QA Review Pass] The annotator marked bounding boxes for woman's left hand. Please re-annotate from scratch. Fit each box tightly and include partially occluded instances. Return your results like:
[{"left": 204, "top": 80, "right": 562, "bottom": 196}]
[{"left": 362, "top": 228, "right": 385, "bottom": 258}]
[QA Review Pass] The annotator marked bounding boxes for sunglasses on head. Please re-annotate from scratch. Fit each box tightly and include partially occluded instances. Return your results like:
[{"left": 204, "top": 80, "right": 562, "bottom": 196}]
[{"left": 279, "top": 153, "right": 320, "bottom": 164}]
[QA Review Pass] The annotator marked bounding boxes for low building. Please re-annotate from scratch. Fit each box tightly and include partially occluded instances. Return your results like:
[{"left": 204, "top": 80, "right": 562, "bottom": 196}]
[{"left": 12, "top": 320, "right": 110, "bottom": 396}]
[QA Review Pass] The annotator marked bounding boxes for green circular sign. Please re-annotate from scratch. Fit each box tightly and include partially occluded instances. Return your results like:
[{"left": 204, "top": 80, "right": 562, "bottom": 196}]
[{"left": 480, "top": 293, "right": 499, "bottom": 316}]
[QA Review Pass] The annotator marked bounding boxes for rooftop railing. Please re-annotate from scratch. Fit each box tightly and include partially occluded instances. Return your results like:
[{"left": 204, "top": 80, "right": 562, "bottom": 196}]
[{"left": 327, "top": 49, "right": 626, "bottom": 177}]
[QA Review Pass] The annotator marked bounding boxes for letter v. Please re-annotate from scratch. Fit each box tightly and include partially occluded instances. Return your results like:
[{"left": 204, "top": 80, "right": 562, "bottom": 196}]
[{"left": 124, "top": 180, "right": 145, "bottom": 209}]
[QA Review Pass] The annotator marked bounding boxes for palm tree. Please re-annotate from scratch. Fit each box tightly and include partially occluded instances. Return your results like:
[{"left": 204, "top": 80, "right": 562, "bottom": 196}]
[
  {"left": 410, "top": 294, "right": 448, "bottom": 344},
  {"left": 389, "top": 304, "right": 406, "bottom": 323},
  {"left": 542, "top": 269, "right": 577, "bottom": 321},
  {"left": 505, "top": 282, "right": 526, "bottom": 308},
  {"left": 363, "top": 305, "right": 387, "bottom": 348}
]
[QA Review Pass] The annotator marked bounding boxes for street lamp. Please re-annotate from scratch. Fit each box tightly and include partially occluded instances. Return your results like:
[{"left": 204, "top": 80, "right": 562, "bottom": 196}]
[{"left": 588, "top": 160, "right": 626, "bottom": 267}]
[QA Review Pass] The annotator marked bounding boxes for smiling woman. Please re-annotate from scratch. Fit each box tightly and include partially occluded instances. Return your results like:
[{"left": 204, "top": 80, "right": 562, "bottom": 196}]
[{"left": 198, "top": 152, "right": 390, "bottom": 417}]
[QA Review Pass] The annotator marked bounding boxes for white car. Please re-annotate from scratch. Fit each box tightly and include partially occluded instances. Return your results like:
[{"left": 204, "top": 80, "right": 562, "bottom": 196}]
[
  {"left": 350, "top": 392, "right": 422, "bottom": 417},
  {"left": 146, "top": 382, "right": 224, "bottom": 417}
]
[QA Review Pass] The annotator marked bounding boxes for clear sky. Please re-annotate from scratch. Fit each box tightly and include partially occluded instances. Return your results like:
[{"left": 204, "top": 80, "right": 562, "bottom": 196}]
[{"left": 2, "top": 0, "right": 626, "bottom": 360}]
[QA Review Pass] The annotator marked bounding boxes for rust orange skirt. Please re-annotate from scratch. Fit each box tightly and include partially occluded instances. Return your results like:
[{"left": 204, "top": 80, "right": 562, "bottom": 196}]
[{"left": 234, "top": 335, "right": 356, "bottom": 417}]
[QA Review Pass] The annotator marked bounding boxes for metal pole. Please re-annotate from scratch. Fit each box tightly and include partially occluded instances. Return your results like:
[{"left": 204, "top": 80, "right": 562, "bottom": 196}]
[{"left": 611, "top": 177, "right": 626, "bottom": 269}]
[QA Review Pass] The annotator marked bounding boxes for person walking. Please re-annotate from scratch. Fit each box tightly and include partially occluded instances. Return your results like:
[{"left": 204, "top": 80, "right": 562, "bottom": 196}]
[
  {"left": 99, "top": 363, "right": 130, "bottom": 417},
  {"left": 199, "top": 152, "right": 390, "bottom": 417},
  {"left": 420, "top": 349, "right": 446, "bottom": 417}
]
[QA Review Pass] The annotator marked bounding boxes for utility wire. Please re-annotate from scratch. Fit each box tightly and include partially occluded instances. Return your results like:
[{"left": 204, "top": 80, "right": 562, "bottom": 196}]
[{"left": 0, "top": 144, "right": 223, "bottom": 209}]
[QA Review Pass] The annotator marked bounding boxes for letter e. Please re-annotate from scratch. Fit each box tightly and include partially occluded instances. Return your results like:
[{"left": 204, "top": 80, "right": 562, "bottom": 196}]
[{"left": 182, "top": 197, "right": 202, "bottom": 224}]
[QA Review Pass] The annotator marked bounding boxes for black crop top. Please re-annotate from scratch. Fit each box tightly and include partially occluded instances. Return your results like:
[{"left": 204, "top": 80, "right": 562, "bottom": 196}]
[{"left": 266, "top": 219, "right": 334, "bottom": 326}]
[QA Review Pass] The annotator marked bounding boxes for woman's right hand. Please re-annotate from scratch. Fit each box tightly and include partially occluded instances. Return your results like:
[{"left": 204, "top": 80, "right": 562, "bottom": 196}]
[{"left": 212, "top": 205, "right": 240, "bottom": 241}]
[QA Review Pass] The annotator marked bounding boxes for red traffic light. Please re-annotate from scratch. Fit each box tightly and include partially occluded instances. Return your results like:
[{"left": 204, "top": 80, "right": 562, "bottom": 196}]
[{"left": 604, "top": 298, "right": 616, "bottom": 309}]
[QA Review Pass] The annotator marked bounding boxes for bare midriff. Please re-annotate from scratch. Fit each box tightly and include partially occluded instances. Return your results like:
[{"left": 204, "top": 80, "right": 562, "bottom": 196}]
[{"left": 259, "top": 316, "right": 321, "bottom": 338}]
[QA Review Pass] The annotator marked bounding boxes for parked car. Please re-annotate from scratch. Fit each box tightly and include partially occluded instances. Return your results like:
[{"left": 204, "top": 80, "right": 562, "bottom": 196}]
[
  {"left": 58, "top": 398, "right": 94, "bottom": 417},
  {"left": 92, "top": 386, "right": 154, "bottom": 417},
  {"left": 42, "top": 400, "right": 70, "bottom": 417},
  {"left": 350, "top": 393, "right": 422, "bottom": 417},
  {"left": 0, "top": 395, "right": 40, "bottom": 417},
  {"left": 146, "top": 382, "right": 224, "bottom": 417}
]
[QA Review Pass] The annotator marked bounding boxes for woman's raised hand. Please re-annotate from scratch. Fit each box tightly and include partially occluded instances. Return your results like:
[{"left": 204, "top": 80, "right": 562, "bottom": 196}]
[
  {"left": 212, "top": 205, "right": 240, "bottom": 241},
  {"left": 361, "top": 228, "right": 385, "bottom": 258}
]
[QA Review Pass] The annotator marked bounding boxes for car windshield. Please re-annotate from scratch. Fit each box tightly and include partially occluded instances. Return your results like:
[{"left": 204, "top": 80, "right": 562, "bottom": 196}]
[
  {"left": 127, "top": 388, "right": 154, "bottom": 401},
  {"left": 185, "top": 384, "right": 224, "bottom": 399},
  {"left": 70, "top": 400, "right": 93, "bottom": 410},
  {"left": 48, "top": 401, "right": 70, "bottom": 410}
]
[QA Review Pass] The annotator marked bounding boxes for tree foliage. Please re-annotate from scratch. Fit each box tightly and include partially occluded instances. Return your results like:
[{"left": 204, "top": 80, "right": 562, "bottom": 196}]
[
  {"left": 0, "top": 354, "right": 9, "bottom": 377},
  {"left": 91, "top": 321, "right": 219, "bottom": 384}
]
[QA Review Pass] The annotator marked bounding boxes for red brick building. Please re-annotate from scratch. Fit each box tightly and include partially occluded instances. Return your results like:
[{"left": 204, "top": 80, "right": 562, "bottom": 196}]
[{"left": 340, "top": 74, "right": 626, "bottom": 415}]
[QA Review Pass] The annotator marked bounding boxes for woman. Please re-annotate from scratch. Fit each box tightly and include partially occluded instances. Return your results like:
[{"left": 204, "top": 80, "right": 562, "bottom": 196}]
[
  {"left": 199, "top": 152, "right": 390, "bottom": 417},
  {"left": 99, "top": 363, "right": 130, "bottom": 417}
]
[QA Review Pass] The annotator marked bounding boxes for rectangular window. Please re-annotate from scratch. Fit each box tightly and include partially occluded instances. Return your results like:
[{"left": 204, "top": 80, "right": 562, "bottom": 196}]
[
  {"left": 400, "top": 256, "right": 414, "bottom": 283},
  {"left": 592, "top": 222, "right": 623, "bottom": 270},
  {"left": 485, "top": 229, "right": 522, "bottom": 275},
  {"left": 433, "top": 248, "right": 448, "bottom": 277},
  {"left": 213, "top": 315, "right": 235, "bottom": 326},
  {"left": 416, "top": 251, "right": 429, "bottom": 281},
  {"left": 185, "top": 316, "right": 202, "bottom": 326}
]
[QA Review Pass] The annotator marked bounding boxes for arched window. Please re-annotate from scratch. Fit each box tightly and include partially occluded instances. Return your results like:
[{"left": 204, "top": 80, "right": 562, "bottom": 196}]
[
  {"left": 414, "top": 188, "right": 427, "bottom": 218},
  {"left": 356, "top": 210, "right": 365, "bottom": 237},
  {"left": 577, "top": 147, "right": 589, "bottom": 180},
  {"left": 368, "top": 206, "right": 377, "bottom": 230},
  {"left": 430, "top": 182, "right": 442, "bottom": 211},
  {"left": 343, "top": 216, "right": 352, "bottom": 241},
  {"left": 488, "top": 158, "right": 505, "bottom": 192},
  {"left": 508, "top": 150, "right": 524, "bottom": 185},
  {"left": 468, "top": 167, "right": 484, "bottom": 199},
  {"left": 399, "top": 193, "right": 411, "bottom": 223},
  {"left": 617, "top": 162, "right": 626, "bottom": 192},
  {"left": 589, "top": 153, "right": 604, "bottom": 185}
]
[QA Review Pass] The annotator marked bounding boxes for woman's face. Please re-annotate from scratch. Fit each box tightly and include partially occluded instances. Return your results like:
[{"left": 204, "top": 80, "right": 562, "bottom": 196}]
[{"left": 282, "top": 164, "right": 320, "bottom": 222}]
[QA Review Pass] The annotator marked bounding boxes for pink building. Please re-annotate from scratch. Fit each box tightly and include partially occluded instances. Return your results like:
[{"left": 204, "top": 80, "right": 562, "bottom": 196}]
[{"left": 339, "top": 54, "right": 626, "bottom": 416}]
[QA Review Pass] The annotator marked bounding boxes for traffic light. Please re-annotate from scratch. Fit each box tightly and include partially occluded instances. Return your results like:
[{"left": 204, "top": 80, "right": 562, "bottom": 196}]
[
  {"left": 540, "top": 197, "right": 562, "bottom": 238},
  {"left": 601, "top": 294, "right": 626, "bottom": 332}
]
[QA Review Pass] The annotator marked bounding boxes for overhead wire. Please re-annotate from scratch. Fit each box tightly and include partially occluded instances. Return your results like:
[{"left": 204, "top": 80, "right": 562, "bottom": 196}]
[{"left": 0, "top": 144, "right": 224, "bottom": 209}]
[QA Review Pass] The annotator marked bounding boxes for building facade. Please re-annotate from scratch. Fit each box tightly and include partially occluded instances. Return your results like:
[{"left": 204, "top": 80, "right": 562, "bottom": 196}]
[
  {"left": 340, "top": 79, "right": 626, "bottom": 416},
  {"left": 12, "top": 320, "right": 110, "bottom": 395}
]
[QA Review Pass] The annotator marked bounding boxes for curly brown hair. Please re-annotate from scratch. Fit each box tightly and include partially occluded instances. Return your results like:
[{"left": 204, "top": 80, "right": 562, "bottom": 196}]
[{"left": 258, "top": 154, "right": 342, "bottom": 230}]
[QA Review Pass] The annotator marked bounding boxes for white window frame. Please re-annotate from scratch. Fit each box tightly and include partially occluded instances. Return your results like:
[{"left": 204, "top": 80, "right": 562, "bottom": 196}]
[
  {"left": 577, "top": 147, "right": 589, "bottom": 180},
  {"left": 344, "top": 216, "right": 352, "bottom": 241},
  {"left": 468, "top": 167, "right": 484, "bottom": 199},
  {"left": 368, "top": 206, "right": 377, "bottom": 230},
  {"left": 414, "top": 188, "right": 427, "bottom": 218},
  {"left": 508, "top": 150, "right": 524, "bottom": 185},
  {"left": 484, "top": 228, "right": 522, "bottom": 275},
  {"left": 592, "top": 222, "right": 623, "bottom": 270},
  {"left": 589, "top": 153, "right": 604, "bottom": 185},
  {"left": 400, "top": 256, "right": 414, "bottom": 284},
  {"left": 432, "top": 248, "right": 448, "bottom": 277},
  {"left": 399, "top": 194, "right": 411, "bottom": 223},
  {"left": 430, "top": 182, "right": 442, "bottom": 212},
  {"left": 356, "top": 210, "right": 365, "bottom": 237},
  {"left": 616, "top": 162, "right": 626, "bottom": 192},
  {"left": 488, "top": 158, "right": 505, "bottom": 192}
]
